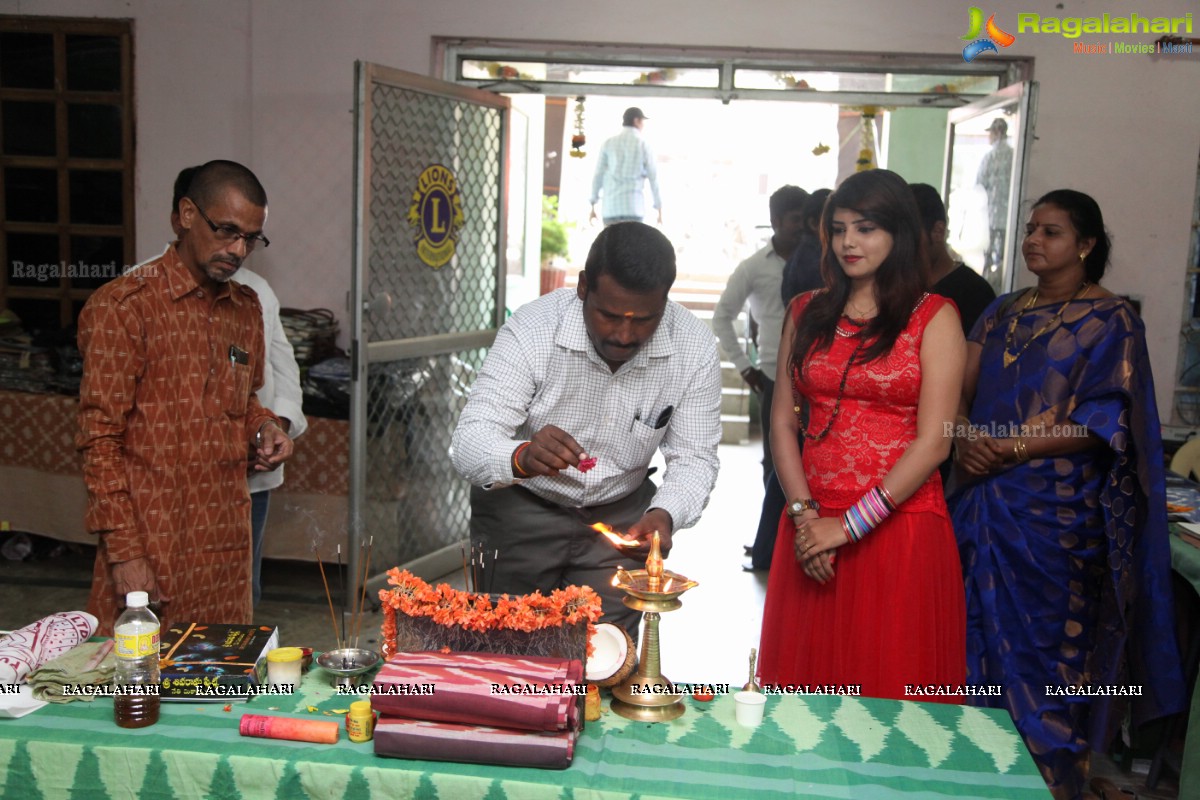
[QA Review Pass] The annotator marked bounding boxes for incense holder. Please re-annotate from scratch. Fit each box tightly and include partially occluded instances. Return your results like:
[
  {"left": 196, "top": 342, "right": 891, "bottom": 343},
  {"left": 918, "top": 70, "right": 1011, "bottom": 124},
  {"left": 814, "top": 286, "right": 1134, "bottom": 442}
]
[{"left": 316, "top": 648, "right": 380, "bottom": 688}]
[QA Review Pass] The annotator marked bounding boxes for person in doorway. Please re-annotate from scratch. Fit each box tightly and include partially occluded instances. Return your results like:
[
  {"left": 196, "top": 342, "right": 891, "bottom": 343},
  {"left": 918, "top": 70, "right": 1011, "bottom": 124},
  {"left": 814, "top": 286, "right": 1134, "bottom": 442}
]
[
  {"left": 976, "top": 117, "right": 1013, "bottom": 276},
  {"left": 451, "top": 222, "right": 721, "bottom": 638},
  {"left": 713, "top": 185, "right": 808, "bottom": 479},
  {"left": 739, "top": 187, "right": 835, "bottom": 573},
  {"left": 711, "top": 185, "right": 808, "bottom": 572},
  {"left": 588, "top": 107, "right": 663, "bottom": 226},
  {"left": 170, "top": 167, "right": 308, "bottom": 607},
  {"left": 779, "top": 188, "right": 833, "bottom": 307},
  {"left": 747, "top": 187, "right": 833, "bottom": 572},
  {"left": 77, "top": 160, "right": 293, "bottom": 634}
]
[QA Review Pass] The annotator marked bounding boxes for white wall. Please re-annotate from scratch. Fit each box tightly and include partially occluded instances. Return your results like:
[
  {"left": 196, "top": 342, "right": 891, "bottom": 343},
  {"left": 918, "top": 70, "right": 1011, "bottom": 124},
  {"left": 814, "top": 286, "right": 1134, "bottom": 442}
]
[{"left": 3, "top": 0, "right": 1197, "bottom": 422}]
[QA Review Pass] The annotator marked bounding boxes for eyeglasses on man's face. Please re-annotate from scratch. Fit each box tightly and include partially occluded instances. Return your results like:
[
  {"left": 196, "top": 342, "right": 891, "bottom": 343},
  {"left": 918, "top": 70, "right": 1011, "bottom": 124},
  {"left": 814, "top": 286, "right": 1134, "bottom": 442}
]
[{"left": 189, "top": 200, "right": 270, "bottom": 250}]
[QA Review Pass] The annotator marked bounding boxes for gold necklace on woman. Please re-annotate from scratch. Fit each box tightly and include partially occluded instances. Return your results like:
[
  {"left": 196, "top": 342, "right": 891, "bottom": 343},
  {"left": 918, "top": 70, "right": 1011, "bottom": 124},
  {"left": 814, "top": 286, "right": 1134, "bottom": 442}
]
[
  {"left": 1002, "top": 282, "right": 1091, "bottom": 368},
  {"left": 845, "top": 297, "right": 877, "bottom": 320}
]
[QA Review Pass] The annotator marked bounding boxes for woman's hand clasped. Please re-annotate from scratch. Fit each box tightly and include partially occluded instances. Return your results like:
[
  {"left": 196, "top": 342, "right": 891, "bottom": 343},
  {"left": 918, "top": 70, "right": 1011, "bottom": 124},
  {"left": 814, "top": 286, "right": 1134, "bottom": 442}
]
[
  {"left": 955, "top": 433, "right": 1008, "bottom": 477},
  {"left": 794, "top": 516, "right": 844, "bottom": 585}
]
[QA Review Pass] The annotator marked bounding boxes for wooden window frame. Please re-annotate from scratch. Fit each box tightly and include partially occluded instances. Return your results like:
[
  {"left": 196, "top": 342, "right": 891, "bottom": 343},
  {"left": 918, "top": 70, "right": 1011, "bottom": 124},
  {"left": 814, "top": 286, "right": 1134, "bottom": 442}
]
[{"left": 0, "top": 15, "right": 135, "bottom": 331}]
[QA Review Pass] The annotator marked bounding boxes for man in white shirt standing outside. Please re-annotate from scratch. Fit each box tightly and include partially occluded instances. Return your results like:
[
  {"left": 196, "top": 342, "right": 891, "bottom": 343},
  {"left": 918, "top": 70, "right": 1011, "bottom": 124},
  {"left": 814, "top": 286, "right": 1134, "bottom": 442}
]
[
  {"left": 589, "top": 107, "right": 663, "bottom": 226},
  {"left": 711, "top": 185, "right": 808, "bottom": 570}
]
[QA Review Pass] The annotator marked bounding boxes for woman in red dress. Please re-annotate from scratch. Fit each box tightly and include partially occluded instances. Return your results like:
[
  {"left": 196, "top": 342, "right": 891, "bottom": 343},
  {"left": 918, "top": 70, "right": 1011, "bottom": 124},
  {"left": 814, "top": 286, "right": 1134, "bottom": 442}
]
[{"left": 757, "top": 169, "right": 967, "bottom": 699}]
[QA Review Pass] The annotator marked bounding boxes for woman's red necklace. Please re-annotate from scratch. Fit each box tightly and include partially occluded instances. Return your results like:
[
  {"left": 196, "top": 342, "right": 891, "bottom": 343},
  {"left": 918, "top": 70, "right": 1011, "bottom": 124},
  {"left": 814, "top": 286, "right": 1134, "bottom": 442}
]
[{"left": 795, "top": 320, "right": 866, "bottom": 442}]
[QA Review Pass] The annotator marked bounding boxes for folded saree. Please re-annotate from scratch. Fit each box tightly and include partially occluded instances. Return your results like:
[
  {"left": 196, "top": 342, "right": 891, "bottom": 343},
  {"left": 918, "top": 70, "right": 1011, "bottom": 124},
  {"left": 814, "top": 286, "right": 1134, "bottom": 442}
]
[
  {"left": 371, "top": 650, "right": 583, "bottom": 733},
  {"left": 373, "top": 716, "right": 576, "bottom": 770}
]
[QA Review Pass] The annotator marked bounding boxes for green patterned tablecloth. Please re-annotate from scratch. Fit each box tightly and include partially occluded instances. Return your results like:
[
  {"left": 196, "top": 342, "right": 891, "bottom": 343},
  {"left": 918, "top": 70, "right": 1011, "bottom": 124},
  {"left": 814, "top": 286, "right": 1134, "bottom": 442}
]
[{"left": 0, "top": 667, "right": 1048, "bottom": 799}]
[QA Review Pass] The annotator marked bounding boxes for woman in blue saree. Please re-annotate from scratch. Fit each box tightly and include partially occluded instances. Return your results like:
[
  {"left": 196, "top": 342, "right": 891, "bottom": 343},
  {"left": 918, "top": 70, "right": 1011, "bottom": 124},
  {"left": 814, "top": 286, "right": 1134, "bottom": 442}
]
[{"left": 949, "top": 189, "right": 1185, "bottom": 800}]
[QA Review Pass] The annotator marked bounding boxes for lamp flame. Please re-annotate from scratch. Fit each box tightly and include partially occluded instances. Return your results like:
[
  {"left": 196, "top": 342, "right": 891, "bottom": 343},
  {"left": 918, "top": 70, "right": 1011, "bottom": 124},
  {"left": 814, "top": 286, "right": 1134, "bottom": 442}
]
[{"left": 592, "top": 522, "right": 638, "bottom": 548}]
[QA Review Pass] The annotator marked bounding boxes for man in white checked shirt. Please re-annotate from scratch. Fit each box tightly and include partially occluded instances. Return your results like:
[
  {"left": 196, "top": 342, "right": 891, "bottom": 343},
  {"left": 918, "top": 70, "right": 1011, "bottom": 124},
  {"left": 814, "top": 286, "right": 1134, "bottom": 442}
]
[
  {"left": 451, "top": 222, "right": 721, "bottom": 638},
  {"left": 588, "top": 107, "right": 663, "bottom": 226}
]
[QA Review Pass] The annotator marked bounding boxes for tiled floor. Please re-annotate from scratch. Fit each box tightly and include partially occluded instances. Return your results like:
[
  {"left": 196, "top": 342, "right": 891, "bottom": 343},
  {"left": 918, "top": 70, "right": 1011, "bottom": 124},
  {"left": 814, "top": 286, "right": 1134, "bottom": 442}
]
[{"left": 0, "top": 439, "right": 1181, "bottom": 797}]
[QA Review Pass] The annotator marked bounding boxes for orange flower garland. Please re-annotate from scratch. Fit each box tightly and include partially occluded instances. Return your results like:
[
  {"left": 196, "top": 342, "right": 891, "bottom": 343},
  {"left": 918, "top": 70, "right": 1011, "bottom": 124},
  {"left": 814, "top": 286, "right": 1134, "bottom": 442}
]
[{"left": 379, "top": 569, "right": 602, "bottom": 657}]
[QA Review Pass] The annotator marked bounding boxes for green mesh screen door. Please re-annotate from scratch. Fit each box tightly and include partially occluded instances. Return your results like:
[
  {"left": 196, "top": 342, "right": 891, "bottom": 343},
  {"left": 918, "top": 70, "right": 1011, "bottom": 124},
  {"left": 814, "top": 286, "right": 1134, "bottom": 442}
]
[{"left": 350, "top": 63, "right": 510, "bottom": 593}]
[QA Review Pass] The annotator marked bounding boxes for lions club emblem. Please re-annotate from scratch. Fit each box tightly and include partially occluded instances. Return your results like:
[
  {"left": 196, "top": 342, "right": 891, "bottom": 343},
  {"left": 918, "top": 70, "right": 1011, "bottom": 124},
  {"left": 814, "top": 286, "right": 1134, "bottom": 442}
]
[{"left": 408, "top": 164, "right": 464, "bottom": 269}]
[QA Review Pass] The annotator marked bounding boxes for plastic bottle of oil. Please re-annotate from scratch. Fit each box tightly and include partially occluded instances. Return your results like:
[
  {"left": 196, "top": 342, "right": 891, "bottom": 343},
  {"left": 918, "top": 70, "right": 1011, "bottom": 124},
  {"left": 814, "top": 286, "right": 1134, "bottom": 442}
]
[{"left": 113, "top": 591, "right": 161, "bottom": 728}]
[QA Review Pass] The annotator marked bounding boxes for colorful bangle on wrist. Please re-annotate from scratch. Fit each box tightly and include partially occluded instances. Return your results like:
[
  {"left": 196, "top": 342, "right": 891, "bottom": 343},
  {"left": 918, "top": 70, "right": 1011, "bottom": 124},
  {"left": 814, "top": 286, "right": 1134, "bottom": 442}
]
[
  {"left": 511, "top": 442, "right": 532, "bottom": 478},
  {"left": 877, "top": 484, "right": 897, "bottom": 511},
  {"left": 841, "top": 485, "right": 895, "bottom": 543}
]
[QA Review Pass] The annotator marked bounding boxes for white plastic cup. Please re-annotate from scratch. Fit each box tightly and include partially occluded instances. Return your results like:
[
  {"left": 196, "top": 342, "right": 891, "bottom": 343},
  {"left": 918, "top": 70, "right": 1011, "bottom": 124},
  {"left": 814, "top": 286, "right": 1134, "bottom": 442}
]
[{"left": 733, "top": 691, "right": 767, "bottom": 727}]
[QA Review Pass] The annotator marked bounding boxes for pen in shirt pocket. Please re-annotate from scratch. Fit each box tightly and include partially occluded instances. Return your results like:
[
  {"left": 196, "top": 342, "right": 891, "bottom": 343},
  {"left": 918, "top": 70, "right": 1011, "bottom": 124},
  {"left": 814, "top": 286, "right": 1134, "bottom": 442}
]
[{"left": 229, "top": 344, "right": 249, "bottom": 367}]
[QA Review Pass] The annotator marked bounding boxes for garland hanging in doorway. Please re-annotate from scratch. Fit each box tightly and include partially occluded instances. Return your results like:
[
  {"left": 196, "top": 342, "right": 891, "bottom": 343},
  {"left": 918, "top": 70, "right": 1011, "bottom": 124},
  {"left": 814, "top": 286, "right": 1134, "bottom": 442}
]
[
  {"left": 855, "top": 106, "right": 879, "bottom": 172},
  {"left": 570, "top": 97, "right": 587, "bottom": 158}
]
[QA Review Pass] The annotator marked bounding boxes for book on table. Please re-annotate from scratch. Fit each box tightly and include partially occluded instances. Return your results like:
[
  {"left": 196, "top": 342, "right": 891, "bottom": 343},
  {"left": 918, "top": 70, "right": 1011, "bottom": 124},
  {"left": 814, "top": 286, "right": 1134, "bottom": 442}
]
[
  {"left": 1176, "top": 521, "right": 1200, "bottom": 546},
  {"left": 158, "top": 623, "right": 279, "bottom": 701}
]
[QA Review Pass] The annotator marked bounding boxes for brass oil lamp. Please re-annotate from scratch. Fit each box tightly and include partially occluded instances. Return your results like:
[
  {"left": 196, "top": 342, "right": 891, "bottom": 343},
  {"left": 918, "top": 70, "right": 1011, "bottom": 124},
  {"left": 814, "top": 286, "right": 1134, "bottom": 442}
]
[{"left": 608, "top": 532, "right": 698, "bottom": 722}]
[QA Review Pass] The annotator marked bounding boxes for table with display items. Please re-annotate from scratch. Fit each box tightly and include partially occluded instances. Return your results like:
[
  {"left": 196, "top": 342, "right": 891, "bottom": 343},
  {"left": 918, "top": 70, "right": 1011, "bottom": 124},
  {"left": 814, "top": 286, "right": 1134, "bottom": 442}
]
[
  {"left": 0, "top": 387, "right": 347, "bottom": 561},
  {"left": 0, "top": 660, "right": 1049, "bottom": 799}
]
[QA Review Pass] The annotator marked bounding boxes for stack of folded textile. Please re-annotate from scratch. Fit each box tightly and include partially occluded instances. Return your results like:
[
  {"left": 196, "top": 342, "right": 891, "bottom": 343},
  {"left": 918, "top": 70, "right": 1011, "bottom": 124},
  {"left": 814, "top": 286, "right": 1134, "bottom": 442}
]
[
  {"left": 280, "top": 307, "right": 339, "bottom": 368},
  {"left": 0, "top": 611, "right": 98, "bottom": 684},
  {"left": 0, "top": 611, "right": 99, "bottom": 718},
  {"left": 372, "top": 651, "right": 584, "bottom": 769}
]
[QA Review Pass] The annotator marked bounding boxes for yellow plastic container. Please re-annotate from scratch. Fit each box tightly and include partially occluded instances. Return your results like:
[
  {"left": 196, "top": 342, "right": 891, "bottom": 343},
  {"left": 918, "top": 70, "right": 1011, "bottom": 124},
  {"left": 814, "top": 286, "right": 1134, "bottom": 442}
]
[{"left": 346, "top": 700, "right": 376, "bottom": 742}]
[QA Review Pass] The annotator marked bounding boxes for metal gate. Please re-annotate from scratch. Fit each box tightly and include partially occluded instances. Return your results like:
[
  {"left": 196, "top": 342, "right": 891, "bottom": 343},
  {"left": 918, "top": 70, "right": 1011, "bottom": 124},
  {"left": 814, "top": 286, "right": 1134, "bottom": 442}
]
[{"left": 349, "top": 63, "right": 509, "bottom": 597}]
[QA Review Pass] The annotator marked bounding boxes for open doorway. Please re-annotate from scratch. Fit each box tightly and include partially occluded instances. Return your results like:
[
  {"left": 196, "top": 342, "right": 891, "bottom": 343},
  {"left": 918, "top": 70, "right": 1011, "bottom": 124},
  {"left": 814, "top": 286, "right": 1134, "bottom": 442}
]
[
  {"left": 548, "top": 95, "right": 841, "bottom": 293},
  {"left": 438, "top": 40, "right": 1031, "bottom": 305}
]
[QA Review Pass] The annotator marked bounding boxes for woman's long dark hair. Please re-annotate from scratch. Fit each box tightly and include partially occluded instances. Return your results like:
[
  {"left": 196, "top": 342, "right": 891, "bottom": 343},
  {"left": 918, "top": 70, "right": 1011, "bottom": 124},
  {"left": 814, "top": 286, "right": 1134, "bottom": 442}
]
[{"left": 791, "top": 169, "right": 929, "bottom": 367}]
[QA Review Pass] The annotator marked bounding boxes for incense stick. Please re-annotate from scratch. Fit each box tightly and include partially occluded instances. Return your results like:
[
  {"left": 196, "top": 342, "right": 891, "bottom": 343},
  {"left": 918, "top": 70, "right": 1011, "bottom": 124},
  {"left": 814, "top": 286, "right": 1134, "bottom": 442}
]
[
  {"left": 476, "top": 542, "right": 484, "bottom": 595},
  {"left": 472, "top": 543, "right": 479, "bottom": 593},
  {"left": 336, "top": 545, "right": 345, "bottom": 649},
  {"left": 354, "top": 536, "right": 374, "bottom": 648},
  {"left": 460, "top": 544, "right": 470, "bottom": 591},
  {"left": 316, "top": 553, "right": 340, "bottom": 649},
  {"left": 351, "top": 538, "right": 364, "bottom": 648}
]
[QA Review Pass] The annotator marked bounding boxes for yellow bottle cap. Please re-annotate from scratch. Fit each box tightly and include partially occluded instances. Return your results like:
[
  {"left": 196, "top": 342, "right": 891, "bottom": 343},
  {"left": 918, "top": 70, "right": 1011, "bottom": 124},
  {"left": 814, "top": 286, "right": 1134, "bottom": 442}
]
[
  {"left": 267, "top": 647, "right": 304, "bottom": 663},
  {"left": 350, "top": 700, "right": 372, "bottom": 717}
]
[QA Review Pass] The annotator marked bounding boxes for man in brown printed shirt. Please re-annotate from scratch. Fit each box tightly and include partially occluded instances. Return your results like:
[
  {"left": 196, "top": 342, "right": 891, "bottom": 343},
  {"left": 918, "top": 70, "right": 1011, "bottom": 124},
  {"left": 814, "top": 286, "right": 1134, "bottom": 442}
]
[{"left": 76, "top": 160, "right": 294, "bottom": 634}]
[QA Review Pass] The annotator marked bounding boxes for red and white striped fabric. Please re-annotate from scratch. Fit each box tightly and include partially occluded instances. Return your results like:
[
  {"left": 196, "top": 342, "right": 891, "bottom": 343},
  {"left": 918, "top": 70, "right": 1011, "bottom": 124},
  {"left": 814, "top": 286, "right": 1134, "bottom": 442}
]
[
  {"left": 373, "top": 717, "right": 576, "bottom": 770},
  {"left": 371, "top": 651, "right": 584, "bottom": 733}
]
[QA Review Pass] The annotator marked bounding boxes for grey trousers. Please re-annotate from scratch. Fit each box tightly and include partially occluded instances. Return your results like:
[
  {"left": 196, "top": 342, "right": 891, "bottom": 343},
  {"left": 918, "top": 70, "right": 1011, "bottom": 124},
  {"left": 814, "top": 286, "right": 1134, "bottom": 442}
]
[{"left": 468, "top": 480, "right": 656, "bottom": 641}]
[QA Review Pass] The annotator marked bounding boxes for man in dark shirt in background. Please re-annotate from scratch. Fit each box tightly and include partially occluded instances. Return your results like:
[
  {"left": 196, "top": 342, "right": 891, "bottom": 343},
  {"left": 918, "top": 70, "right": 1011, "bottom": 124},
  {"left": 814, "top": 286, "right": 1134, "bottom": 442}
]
[
  {"left": 910, "top": 183, "right": 996, "bottom": 336},
  {"left": 910, "top": 182, "right": 995, "bottom": 488}
]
